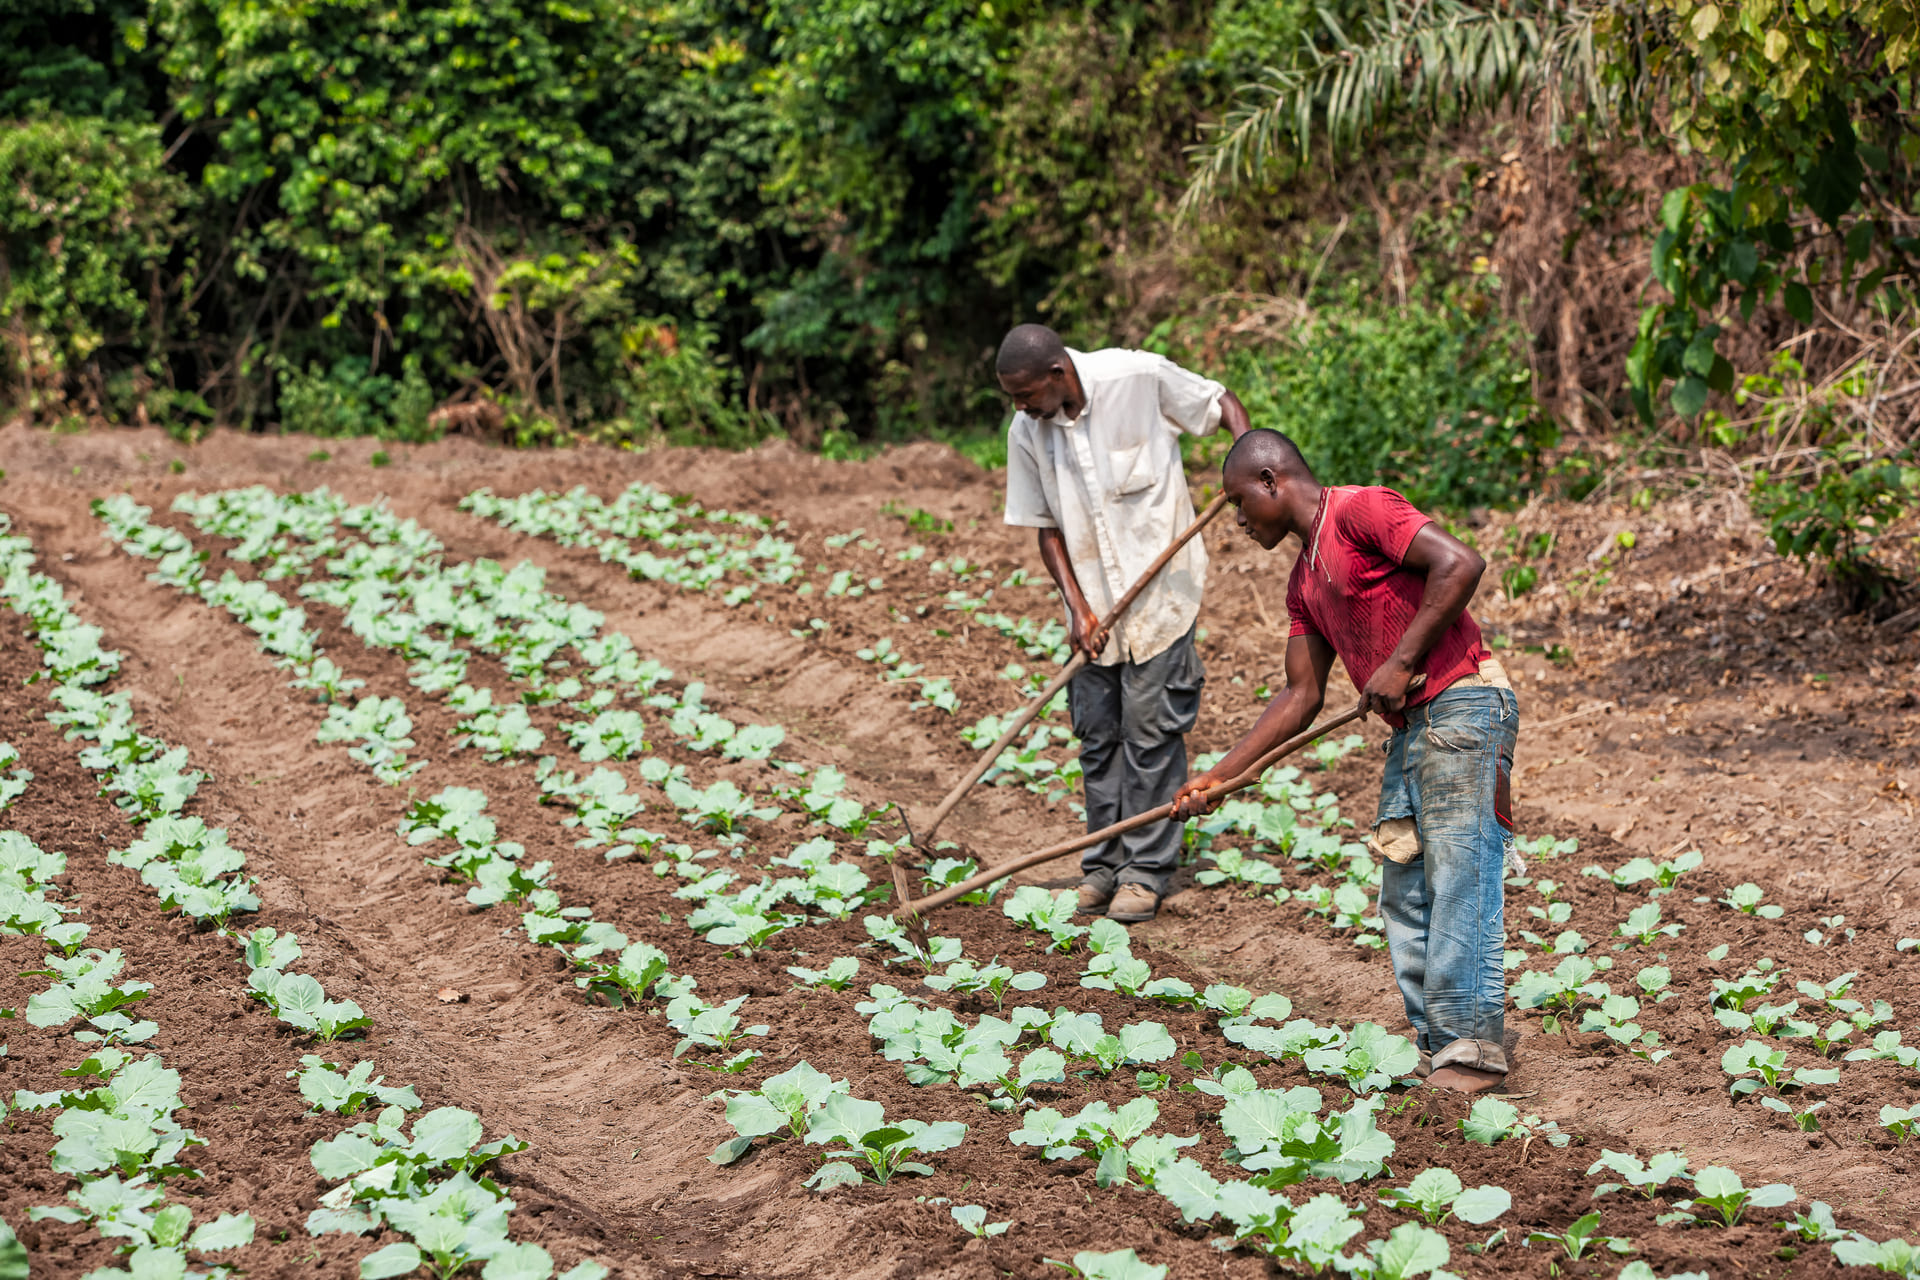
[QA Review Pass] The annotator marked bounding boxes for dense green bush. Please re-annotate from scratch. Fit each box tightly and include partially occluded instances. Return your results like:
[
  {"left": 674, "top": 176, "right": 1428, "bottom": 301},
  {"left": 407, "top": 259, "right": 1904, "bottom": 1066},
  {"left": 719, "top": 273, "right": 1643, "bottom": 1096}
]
[
  {"left": 0, "top": 0, "right": 1591, "bottom": 520},
  {"left": 1750, "top": 445, "right": 1919, "bottom": 607},
  {"left": 0, "top": 115, "right": 188, "bottom": 420},
  {"left": 277, "top": 357, "right": 437, "bottom": 443},
  {"left": 1214, "top": 299, "right": 1557, "bottom": 511}
]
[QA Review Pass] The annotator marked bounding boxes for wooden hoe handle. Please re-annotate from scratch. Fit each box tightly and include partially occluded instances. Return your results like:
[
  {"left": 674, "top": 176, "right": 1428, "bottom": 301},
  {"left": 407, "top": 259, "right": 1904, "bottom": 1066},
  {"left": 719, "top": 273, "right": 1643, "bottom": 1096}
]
[
  {"left": 895, "top": 675, "right": 1423, "bottom": 919},
  {"left": 916, "top": 491, "right": 1230, "bottom": 843}
]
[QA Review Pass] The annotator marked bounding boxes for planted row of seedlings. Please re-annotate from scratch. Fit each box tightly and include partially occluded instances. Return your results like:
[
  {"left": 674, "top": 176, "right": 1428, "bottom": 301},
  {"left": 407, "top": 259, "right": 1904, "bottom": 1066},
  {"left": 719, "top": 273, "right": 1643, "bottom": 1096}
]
[
  {"left": 447, "top": 482, "right": 1920, "bottom": 1275},
  {"left": 4, "top": 512, "right": 609, "bottom": 1280},
  {"left": 91, "top": 487, "right": 1920, "bottom": 1276}
]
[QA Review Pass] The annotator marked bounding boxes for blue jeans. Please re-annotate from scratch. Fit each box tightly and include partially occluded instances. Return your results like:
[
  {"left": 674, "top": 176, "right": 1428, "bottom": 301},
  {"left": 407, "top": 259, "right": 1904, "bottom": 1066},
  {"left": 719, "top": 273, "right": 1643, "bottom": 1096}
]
[{"left": 1376, "top": 684, "right": 1518, "bottom": 1074}]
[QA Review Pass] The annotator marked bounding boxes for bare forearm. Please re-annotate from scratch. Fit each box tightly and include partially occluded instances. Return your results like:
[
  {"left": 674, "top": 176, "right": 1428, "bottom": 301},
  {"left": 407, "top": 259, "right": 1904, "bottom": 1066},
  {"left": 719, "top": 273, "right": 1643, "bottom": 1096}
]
[
  {"left": 1210, "top": 685, "right": 1323, "bottom": 782},
  {"left": 1218, "top": 390, "right": 1251, "bottom": 440},
  {"left": 1386, "top": 558, "right": 1482, "bottom": 672},
  {"left": 1037, "top": 528, "right": 1092, "bottom": 618}
]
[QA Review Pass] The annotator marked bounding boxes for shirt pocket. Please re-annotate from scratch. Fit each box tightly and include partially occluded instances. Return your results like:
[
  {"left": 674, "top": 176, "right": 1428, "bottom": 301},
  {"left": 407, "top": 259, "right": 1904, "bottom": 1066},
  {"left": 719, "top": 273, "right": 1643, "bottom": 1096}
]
[{"left": 1106, "top": 436, "right": 1164, "bottom": 498}]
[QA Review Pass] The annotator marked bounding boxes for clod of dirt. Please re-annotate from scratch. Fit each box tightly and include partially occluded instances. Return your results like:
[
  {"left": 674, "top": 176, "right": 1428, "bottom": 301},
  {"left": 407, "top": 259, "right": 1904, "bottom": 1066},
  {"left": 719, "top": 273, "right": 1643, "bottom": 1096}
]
[{"left": 437, "top": 986, "right": 468, "bottom": 1003}]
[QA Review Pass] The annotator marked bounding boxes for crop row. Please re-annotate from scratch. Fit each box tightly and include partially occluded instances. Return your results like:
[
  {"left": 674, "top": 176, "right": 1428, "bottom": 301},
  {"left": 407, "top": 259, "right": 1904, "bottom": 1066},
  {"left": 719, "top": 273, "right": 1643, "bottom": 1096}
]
[
  {"left": 84, "top": 488, "right": 1920, "bottom": 1276},
  {"left": 2, "top": 513, "right": 607, "bottom": 1280}
]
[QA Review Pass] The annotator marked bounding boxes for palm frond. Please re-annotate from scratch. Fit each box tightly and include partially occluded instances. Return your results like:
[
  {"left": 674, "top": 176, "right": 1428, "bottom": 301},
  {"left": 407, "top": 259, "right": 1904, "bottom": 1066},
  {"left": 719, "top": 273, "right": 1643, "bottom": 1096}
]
[{"left": 1179, "top": 0, "right": 1616, "bottom": 219}]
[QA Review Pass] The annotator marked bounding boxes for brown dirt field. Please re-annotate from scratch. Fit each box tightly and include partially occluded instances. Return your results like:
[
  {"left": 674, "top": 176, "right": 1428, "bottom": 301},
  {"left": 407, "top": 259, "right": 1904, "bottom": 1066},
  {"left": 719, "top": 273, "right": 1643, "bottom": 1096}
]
[{"left": 0, "top": 422, "right": 1917, "bottom": 1279}]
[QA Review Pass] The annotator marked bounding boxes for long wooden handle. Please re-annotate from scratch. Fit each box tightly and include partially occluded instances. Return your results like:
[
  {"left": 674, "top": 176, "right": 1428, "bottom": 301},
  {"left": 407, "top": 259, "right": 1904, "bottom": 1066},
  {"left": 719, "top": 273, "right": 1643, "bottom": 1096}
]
[
  {"left": 917, "top": 491, "right": 1230, "bottom": 842},
  {"left": 896, "top": 678, "right": 1419, "bottom": 918}
]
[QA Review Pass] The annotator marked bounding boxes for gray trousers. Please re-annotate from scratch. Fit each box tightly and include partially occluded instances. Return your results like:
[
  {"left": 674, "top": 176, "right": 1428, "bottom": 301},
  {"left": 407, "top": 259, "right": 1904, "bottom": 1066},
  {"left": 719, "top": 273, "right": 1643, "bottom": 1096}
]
[{"left": 1068, "top": 627, "right": 1204, "bottom": 897}]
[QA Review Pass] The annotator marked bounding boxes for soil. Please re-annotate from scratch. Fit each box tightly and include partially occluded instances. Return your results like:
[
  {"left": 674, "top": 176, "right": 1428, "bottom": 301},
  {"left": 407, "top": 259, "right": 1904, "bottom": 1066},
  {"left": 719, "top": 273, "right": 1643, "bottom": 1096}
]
[{"left": 0, "top": 422, "right": 1917, "bottom": 1279}]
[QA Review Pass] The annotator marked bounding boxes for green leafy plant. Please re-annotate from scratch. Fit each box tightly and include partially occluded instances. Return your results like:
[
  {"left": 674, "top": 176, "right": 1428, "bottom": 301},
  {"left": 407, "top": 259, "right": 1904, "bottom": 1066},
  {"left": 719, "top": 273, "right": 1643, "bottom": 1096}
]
[
  {"left": 1589, "top": 1149, "right": 1690, "bottom": 1200},
  {"left": 710, "top": 1060, "right": 851, "bottom": 1163},
  {"left": 802, "top": 1095, "right": 966, "bottom": 1188},
  {"left": 1378, "top": 1167, "right": 1511, "bottom": 1226},
  {"left": 1720, "top": 882, "right": 1786, "bottom": 919},
  {"left": 1041, "top": 1249, "right": 1166, "bottom": 1280},
  {"left": 1671, "top": 1166, "right": 1796, "bottom": 1227},
  {"left": 924, "top": 960, "right": 1047, "bottom": 1010},
  {"left": 1521, "top": 1211, "right": 1631, "bottom": 1260},
  {"left": 248, "top": 967, "right": 370, "bottom": 1041},
  {"left": 1302, "top": 1023, "right": 1418, "bottom": 1094},
  {"left": 290, "top": 1056, "right": 421, "bottom": 1115},
  {"left": 1459, "top": 1096, "right": 1568, "bottom": 1148},
  {"left": 950, "top": 1204, "right": 1010, "bottom": 1239},
  {"left": 788, "top": 956, "right": 861, "bottom": 991}
]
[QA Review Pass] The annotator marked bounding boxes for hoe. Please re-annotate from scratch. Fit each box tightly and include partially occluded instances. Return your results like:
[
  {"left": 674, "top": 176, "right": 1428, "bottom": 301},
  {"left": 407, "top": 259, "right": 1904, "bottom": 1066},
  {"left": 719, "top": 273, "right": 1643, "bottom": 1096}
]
[{"left": 888, "top": 490, "right": 1408, "bottom": 926}]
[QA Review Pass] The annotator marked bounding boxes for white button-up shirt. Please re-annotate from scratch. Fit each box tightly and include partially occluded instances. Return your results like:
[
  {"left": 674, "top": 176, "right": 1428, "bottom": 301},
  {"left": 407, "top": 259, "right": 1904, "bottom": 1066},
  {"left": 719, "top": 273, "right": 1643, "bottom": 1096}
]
[{"left": 1003, "top": 347, "right": 1225, "bottom": 665}]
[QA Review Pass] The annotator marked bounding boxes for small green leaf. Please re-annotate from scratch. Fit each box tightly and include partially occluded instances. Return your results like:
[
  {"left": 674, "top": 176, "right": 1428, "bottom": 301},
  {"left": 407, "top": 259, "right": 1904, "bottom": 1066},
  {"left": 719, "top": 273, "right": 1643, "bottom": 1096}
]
[
  {"left": 360, "top": 1242, "right": 423, "bottom": 1279},
  {"left": 1670, "top": 376, "right": 1709, "bottom": 419}
]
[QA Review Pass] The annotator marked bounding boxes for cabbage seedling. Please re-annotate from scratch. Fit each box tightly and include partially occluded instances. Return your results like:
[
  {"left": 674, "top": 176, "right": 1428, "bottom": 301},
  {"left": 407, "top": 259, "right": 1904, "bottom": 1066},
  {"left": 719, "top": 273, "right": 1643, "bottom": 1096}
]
[
  {"left": 950, "top": 1205, "right": 1010, "bottom": 1239},
  {"left": 711, "top": 1060, "right": 851, "bottom": 1163},
  {"left": 1248, "top": 1097, "right": 1397, "bottom": 1186},
  {"left": 1225, "top": 1018, "right": 1343, "bottom": 1063},
  {"left": 291, "top": 1056, "right": 420, "bottom": 1115},
  {"left": 1778, "top": 1200, "right": 1846, "bottom": 1243},
  {"left": 924, "top": 960, "right": 1046, "bottom": 1010},
  {"left": 919, "top": 856, "right": 1005, "bottom": 906},
  {"left": 24, "top": 949, "right": 153, "bottom": 1028},
  {"left": 1760, "top": 1095, "right": 1827, "bottom": 1131},
  {"left": 1003, "top": 886, "right": 1088, "bottom": 952},
  {"left": 863, "top": 913, "right": 962, "bottom": 969},
  {"left": 1195, "top": 847, "right": 1284, "bottom": 890},
  {"left": 978, "top": 1047, "right": 1067, "bottom": 1108},
  {"left": 1719, "top": 883, "right": 1785, "bottom": 919},
  {"left": 788, "top": 956, "right": 860, "bottom": 990},
  {"left": 1671, "top": 1165, "right": 1796, "bottom": 1226},
  {"left": 1588, "top": 1149, "right": 1690, "bottom": 1199},
  {"left": 1833, "top": 1236, "right": 1920, "bottom": 1274},
  {"left": 1302, "top": 1023, "right": 1418, "bottom": 1094},
  {"left": 1459, "top": 1096, "right": 1569, "bottom": 1147},
  {"left": 1521, "top": 1211, "right": 1630, "bottom": 1259},
  {"left": 562, "top": 709, "right": 648, "bottom": 762},
  {"left": 1584, "top": 848, "right": 1701, "bottom": 893},
  {"left": 1579, "top": 994, "right": 1669, "bottom": 1061},
  {"left": 1714, "top": 999, "right": 1812, "bottom": 1038},
  {"left": 248, "top": 969, "right": 370, "bottom": 1041},
  {"left": 1081, "top": 952, "right": 1154, "bottom": 996},
  {"left": 1615, "top": 902, "right": 1682, "bottom": 947},
  {"left": 1880, "top": 1104, "right": 1920, "bottom": 1141},
  {"left": 802, "top": 1095, "right": 965, "bottom": 1188},
  {"left": 1040, "top": 1248, "right": 1167, "bottom": 1280},
  {"left": 1378, "top": 1168, "right": 1511, "bottom": 1226},
  {"left": 0, "top": 741, "right": 31, "bottom": 809},
  {"left": 666, "top": 994, "right": 767, "bottom": 1057},
  {"left": 1510, "top": 954, "right": 1608, "bottom": 1019},
  {"left": 242, "top": 926, "right": 302, "bottom": 971},
  {"left": 1710, "top": 967, "right": 1779, "bottom": 1012},
  {"left": 1847, "top": 1031, "right": 1920, "bottom": 1068}
]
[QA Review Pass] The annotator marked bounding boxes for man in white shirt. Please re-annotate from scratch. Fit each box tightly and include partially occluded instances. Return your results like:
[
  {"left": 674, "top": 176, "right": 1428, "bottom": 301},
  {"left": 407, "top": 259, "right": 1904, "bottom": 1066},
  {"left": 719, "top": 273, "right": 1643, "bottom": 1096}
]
[{"left": 997, "top": 323, "right": 1251, "bottom": 921}]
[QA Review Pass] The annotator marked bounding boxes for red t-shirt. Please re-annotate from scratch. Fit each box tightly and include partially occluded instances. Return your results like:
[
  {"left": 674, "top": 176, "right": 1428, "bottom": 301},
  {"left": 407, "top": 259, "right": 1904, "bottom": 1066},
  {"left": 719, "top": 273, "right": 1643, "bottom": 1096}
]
[{"left": 1284, "top": 486, "right": 1489, "bottom": 728}]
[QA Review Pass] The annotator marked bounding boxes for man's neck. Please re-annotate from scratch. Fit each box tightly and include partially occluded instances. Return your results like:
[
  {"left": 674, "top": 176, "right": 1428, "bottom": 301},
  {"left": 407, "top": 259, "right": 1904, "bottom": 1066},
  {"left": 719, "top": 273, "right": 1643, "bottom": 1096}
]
[
  {"left": 1058, "top": 356, "right": 1087, "bottom": 421},
  {"left": 1284, "top": 483, "right": 1326, "bottom": 544}
]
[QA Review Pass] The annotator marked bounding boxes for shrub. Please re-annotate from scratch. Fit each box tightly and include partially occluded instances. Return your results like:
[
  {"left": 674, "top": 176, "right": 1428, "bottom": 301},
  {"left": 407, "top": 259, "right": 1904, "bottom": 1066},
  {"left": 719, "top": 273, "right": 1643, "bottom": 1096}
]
[
  {"left": 0, "top": 115, "right": 190, "bottom": 422},
  {"left": 1218, "top": 300, "right": 1556, "bottom": 510}
]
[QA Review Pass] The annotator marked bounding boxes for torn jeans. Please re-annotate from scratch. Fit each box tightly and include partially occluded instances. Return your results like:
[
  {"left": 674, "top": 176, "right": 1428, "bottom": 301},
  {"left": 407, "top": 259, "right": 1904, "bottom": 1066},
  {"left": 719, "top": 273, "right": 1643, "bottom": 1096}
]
[{"left": 1375, "top": 683, "right": 1518, "bottom": 1074}]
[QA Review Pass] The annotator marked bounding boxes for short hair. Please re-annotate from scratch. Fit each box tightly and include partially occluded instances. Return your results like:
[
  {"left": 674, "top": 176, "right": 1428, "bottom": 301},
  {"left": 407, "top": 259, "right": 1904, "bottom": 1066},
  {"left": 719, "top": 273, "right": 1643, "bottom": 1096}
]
[
  {"left": 1224, "top": 427, "right": 1313, "bottom": 482},
  {"left": 996, "top": 323, "right": 1068, "bottom": 379}
]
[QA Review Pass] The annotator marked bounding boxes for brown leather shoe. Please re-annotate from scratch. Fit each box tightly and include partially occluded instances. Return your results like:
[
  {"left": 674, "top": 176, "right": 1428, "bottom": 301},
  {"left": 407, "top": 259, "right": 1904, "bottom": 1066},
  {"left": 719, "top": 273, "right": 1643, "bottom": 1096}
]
[
  {"left": 1425, "top": 1064, "right": 1505, "bottom": 1094},
  {"left": 1075, "top": 881, "right": 1113, "bottom": 915},
  {"left": 1107, "top": 884, "right": 1160, "bottom": 923}
]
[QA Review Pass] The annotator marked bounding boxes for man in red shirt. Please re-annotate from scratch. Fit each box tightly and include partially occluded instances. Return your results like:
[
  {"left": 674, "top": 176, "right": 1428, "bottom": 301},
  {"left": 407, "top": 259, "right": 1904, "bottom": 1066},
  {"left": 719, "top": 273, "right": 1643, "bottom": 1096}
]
[{"left": 1173, "top": 429, "right": 1518, "bottom": 1094}]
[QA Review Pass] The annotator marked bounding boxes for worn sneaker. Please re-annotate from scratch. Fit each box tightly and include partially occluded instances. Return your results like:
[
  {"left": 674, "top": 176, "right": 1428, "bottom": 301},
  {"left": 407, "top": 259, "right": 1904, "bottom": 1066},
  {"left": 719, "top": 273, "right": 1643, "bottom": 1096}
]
[
  {"left": 1075, "top": 881, "right": 1113, "bottom": 915},
  {"left": 1107, "top": 884, "right": 1160, "bottom": 923}
]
